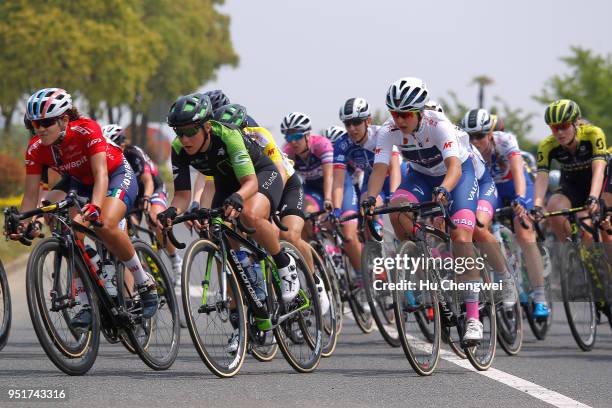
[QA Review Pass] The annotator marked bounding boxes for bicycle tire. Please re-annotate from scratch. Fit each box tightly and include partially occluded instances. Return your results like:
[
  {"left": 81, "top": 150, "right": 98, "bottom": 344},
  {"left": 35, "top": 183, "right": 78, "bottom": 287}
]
[
  {"left": 561, "top": 244, "right": 596, "bottom": 351},
  {"left": 26, "top": 238, "right": 100, "bottom": 375},
  {"left": 125, "top": 240, "right": 180, "bottom": 370},
  {"left": 182, "top": 239, "right": 247, "bottom": 377},
  {"left": 464, "top": 262, "right": 497, "bottom": 371},
  {"left": 496, "top": 301, "right": 523, "bottom": 356},
  {"left": 362, "top": 239, "right": 400, "bottom": 347},
  {"left": 309, "top": 242, "right": 340, "bottom": 357},
  {"left": 393, "top": 241, "right": 441, "bottom": 376},
  {"left": 249, "top": 309, "right": 278, "bottom": 362},
  {"left": 273, "top": 241, "right": 322, "bottom": 373},
  {"left": 0, "top": 260, "right": 11, "bottom": 351}
]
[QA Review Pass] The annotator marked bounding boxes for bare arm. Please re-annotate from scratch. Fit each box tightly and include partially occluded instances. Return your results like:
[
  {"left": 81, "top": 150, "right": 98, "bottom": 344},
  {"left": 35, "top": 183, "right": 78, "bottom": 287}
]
[
  {"left": 236, "top": 174, "right": 259, "bottom": 202},
  {"left": 169, "top": 190, "right": 192, "bottom": 214},
  {"left": 389, "top": 155, "right": 401, "bottom": 193},
  {"left": 533, "top": 171, "right": 549, "bottom": 208},
  {"left": 192, "top": 172, "right": 207, "bottom": 204},
  {"left": 589, "top": 159, "right": 606, "bottom": 197},
  {"left": 509, "top": 155, "right": 526, "bottom": 197},
  {"left": 89, "top": 152, "right": 108, "bottom": 207},
  {"left": 140, "top": 172, "right": 154, "bottom": 198},
  {"left": 20, "top": 174, "right": 43, "bottom": 215},
  {"left": 332, "top": 168, "right": 345, "bottom": 209},
  {"left": 322, "top": 163, "right": 334, "bottom": 203},
  {"left": 366, "top": 163, "right": 389, "bottom": 199},
  {"left": 440, "top": 157, "right": 462, "bottom": 192}
]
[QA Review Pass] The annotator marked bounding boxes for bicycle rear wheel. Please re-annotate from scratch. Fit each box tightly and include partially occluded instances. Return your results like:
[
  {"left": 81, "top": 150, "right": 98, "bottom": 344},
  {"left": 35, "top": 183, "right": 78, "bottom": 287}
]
[
  {"left": 309, "top": 242, "right": 340, "bottom": 357},
  {"left": 26, "top": 239, "right": 100, "bottom": 375},
  {"left": 561, "top": 244, "right": 596, "bottom": 351},
  {"left": 182, "top": 239, "right": 247, "bottom": 377},
  {"left": 273, "top": 241, "right": 322, "bottom": 373},
  {"left": 125, "top": 240, "right": 180, "bottom": 370},
  {"left": 0, "top": 260, "right": 11, "bottom": 351},
  {"left": 393, "top": 241, "right": 440, "bottom": 376},
  {"left": 362, "top": 240, "right": 400, "bottom": 347}
]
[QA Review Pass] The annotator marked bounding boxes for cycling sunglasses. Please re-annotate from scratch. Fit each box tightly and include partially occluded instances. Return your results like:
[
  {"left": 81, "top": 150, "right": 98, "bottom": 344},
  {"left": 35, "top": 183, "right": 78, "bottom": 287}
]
[
  {"left": 550, "top": 122, "right": 572, "bottom": 132},
  {"left": 343, "top": 118, "right": 365, "bottom": 127},
  {"left": 285, "top": 133, "right": 306, "bottom": 142},
  {"left": 174, "top": 126, "right": 200, "bottom": 138},
  {"left": 32, "top": 117, "right": 58, "bottom": 129},
  {"left": 469, "top": 131, "right": 489, "bottom": 140},
  {"left": 389, "top": 111, "right": 417, "bottom": 120}
]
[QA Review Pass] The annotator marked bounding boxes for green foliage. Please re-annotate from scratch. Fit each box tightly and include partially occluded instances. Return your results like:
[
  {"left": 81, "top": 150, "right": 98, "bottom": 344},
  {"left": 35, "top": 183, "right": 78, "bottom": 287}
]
[
  {"left": 440, "top": 92, "right": 537, "bottom": 153},
  {"left": 535, "top": 46, "right": 612, "bottom": 146}
]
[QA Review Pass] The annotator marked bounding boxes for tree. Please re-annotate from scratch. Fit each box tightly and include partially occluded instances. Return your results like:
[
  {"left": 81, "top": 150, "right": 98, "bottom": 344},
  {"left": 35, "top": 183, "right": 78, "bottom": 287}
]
[
  {"left": 535, "top": 46, "right": 612, "bottom": 145},
  {"left": 472, "top": 75, "right": 494, "bottom": 109}
]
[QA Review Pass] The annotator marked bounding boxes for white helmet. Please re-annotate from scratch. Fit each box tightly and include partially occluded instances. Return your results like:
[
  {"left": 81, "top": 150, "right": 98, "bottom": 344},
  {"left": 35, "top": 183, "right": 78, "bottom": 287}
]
[
  {"left": 424, "top": 100, "right": 444, "bottom": 114},
  {"left": 26, "top": 88, "right": 72, "bottom": 120},
  {"left": 339, "top": 97, "right": 370, "bottom": 121},
  {"left": 280, "top": 112, "right": 312, "bottom": 135},
  {"left": 385, "top": 77, "right": 428, "bottom": 112},
  {"left": 462, "top": 108, "right": 493, "bottom": 134},
  {"left": 324, "top": 126, "right": 346, "bottom": 143},
  {"left": 102, "top": 124, "right": 125, "bottom": 144}
]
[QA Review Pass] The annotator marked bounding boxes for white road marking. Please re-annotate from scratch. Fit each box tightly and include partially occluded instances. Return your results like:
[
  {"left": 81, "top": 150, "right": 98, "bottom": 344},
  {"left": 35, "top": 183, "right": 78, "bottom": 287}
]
[{"left": 344, "top": 310, "right": 592, "bottom": 408}]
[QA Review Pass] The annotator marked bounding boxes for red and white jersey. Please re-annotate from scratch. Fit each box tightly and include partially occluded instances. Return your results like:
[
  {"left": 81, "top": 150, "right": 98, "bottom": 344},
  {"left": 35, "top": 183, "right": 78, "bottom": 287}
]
[
  {"left": 25, "top": 118, "right": 123, "bottom": 185},
  {"left": 488, "top": 131, "right": 523, "bottom": 183},
  {"left": 374, "top": 110, "right": 470, "bottom": 177}
]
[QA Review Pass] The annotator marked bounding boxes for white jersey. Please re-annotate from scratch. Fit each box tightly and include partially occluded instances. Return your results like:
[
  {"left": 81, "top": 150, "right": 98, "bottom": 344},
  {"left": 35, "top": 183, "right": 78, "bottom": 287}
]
[
  {"left": 488, "top": 131, "right": 523, "bottom": 183},
  {"left": 374, "top": 110, "right": 470, "bottom": 177},
  {"left": 470, "top": 143, "right": 486, "bottom": 180}
]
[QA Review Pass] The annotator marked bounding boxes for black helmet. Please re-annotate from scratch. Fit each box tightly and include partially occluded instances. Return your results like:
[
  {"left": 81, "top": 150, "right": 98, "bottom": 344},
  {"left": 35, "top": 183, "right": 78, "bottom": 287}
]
[
  {"left": 213, "top": 104, "right": 248, "bottom": 128},
  {"left": 203, "top": 89, "right": 230, "bottom": 111},
  {"left": 167, "top": 93, "right": 213, "bottom": 128}
]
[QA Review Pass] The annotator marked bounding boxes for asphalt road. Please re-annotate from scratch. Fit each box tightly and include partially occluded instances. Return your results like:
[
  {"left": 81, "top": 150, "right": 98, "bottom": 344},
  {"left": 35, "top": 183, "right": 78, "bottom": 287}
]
[{"left": 0, "top": 225, "right": 611, "bottom": 408}]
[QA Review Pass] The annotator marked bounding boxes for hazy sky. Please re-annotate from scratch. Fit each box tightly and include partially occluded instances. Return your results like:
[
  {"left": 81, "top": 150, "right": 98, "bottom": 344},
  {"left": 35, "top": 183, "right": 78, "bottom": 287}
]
[{"left": 202, "top": 0, "right": 612, "bottom": 144}]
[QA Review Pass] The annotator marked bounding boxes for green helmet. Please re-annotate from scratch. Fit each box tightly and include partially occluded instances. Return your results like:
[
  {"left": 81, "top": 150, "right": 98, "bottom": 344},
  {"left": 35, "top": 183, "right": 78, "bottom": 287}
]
[
  {"left": 167, "top": 93, "right": 213, "bottom": 128},
  {"left": 213, "top": 103, "right": 248, "bottom": 128},
  {"left": 544, "top": 99, "right": 581, "bottom": 125}
]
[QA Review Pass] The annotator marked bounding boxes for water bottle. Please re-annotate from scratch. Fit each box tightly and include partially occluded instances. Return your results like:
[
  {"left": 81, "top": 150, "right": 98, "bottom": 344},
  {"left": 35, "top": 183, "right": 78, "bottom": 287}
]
[
  {"left": 85, "top": 245, "right": 117, "bottom": 297},
  {"left": 236, "top": 249, "right": 266, "bottom": 301}
]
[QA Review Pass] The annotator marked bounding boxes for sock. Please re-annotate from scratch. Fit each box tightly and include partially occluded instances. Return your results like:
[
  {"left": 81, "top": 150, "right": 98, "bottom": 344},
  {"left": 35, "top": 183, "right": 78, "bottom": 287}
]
[
  {"left": 466, "top": 301, "right": 479, "bottom": 320},
  {"left": 272, "top": 250, "right": 290, "bottom": 269},
  {"left": 75, "top": 277, "right": 89, "bottom": 307},
  {"left": 533, "top": 286, "right": 546, "bottom": 303},
  {"left": 123, "top": 254, "right": 148, "bottom": 285}
]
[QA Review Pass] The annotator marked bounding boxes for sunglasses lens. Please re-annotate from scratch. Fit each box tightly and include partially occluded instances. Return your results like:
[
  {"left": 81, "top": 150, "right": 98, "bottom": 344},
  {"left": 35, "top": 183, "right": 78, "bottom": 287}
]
[
  {"left": 390, "top": 111, "right": 415, "bottom": 120},
  {"left": 175, "top": 127, "right": 199, "bottom": 137},
  {"left": 33, "top": 118, "right": 57, "bottom": 129},
  {"left": 469, "top": 132, "right": 488, "bottom": 140},
  {"left": 343, "top": 119, "right": 363, "bottom": 127},
  {"left": 285, "top": 133, "right": 304, "bottom": 142},
  {"left": 551, "top": 123, "right": 571, "bottom": 132}
]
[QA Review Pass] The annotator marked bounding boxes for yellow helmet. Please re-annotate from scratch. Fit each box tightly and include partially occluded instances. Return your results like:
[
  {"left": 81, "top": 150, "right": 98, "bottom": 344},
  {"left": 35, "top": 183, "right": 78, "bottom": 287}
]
[{"left": 544, "top": 99, "right": 581, "bottom": 125}]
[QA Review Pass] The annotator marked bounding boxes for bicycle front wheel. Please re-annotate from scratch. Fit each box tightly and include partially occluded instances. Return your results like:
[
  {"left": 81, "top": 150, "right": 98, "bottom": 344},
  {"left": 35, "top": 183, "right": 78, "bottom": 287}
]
[
  {"left": 0, "top": 260, "right": 11, "bottom": 351},
  {"left": 393, "top": 241, "right": 441, "bottom": 376},
  {"left": 182, "top": 239, "right": 247, "bottom": 377},
  {"left": 561, "top": 244, "right": 596, "bottom": 351},
  {"left": 26, "top": 238, "right": 100, "bottom": 375}
]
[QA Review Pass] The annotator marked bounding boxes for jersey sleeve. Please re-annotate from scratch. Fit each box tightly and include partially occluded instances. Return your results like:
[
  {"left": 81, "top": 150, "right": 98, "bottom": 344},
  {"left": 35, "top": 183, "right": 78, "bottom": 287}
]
[
  {"left": 78, "top": 121, "right": 107, "bottom": 156},
  {"left": 373, "top": 124, "right": 396, "bottom": 165},
  {"left": 220, "top": 126, "right": 256, "bottom": 179},
  {"left": 536, "top": 139, "right": 552, "bottom": 172},
  {"left": 312, "top": 136, "right": 334, "bottom": 165},
  {"left": 171, "top": 139, "right": 191, "bottom": 191},
  {"left": 25, "top": 139, "right": 43, "bottom": 175},
  {"left": 589, "top": 126, "right": 607, "bottom": 161},
  {"left": 250, "top": 128, "right": 283, "bottom": 164},
  {"left": 434, "top": 121, "right": 462, "bottom": 161},
  {"left": 498, "top": 132, "right": 522, "bottom": 159},
  {"left": 333, "top": 138, "right": 348, "bottom": 170}
]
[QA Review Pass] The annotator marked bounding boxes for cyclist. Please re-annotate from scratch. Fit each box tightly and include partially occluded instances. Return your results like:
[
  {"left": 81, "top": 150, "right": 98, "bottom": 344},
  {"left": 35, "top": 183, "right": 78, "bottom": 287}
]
[
  {"left": 325, "top": 125, "right": 364, "bottom": 195},
  {"left": 101, "top": 124, "right": 184, "bottom": 286},
  {"left": 156, "top": 94, "right": 300, "bottom": 305},
  {"left": 281, "top": 112, "right": 363, "bottom": 274},
  {"left": 212, "top": 104, "right": 329, "bottom": 315},
  {"left": 334, "top": 98, "right": 401, "bottom": 236},
  {"left": 9, "top": 88, "right": 158, "bottom": 331},
  {"left": 364, "top": 77, "right": 483, "bottom": 341},
  {"left": 534, "top": 99, "right": 607, "bottom": 245},
  {"left": 203, "top": 89, "right": 259, "bottom": 126},
  {"left": 464, "top": 108, "right": 549, "bottom": 317}
]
